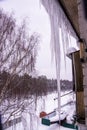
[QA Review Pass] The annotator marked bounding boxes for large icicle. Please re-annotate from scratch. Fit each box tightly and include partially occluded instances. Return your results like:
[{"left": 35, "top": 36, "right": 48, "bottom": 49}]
[{"left": 41, "top": 0, "right": 78, "bottom": 124}]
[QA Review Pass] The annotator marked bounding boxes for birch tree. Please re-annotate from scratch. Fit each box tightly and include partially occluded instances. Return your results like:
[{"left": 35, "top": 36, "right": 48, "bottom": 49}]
[{"left": 0, "top": 9, "right": 40, "bottom": 123}]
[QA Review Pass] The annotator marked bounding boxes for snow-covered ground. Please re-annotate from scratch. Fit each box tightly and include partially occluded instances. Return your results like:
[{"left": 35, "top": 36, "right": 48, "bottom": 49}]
[
  {"left": 38, "top": 123, "right": 76, "bottom": 130},
  {"left": 5, "top": 91, "right": 76, "bottom": 130}
]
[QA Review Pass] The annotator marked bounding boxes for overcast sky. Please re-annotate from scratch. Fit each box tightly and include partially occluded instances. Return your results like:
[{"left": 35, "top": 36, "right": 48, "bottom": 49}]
[{"left": 0, "top": 0, "right": 73, "bottom": 80}]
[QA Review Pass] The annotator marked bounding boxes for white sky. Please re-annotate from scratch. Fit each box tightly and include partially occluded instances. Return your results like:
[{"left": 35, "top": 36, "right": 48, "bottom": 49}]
[{"left": 0, "top": 0, "right": 73, "bottom": 80}]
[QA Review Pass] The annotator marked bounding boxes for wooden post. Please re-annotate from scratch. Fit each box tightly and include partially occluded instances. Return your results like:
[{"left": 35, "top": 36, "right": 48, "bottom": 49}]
[{"left": 72, "top": 51, "right": 85, "bottom": 122}]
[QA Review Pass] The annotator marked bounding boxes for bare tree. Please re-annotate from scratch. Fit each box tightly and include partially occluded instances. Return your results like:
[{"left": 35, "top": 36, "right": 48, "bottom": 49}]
[{"left": 0, "top": 9, "right": 40, "bottom": 124}]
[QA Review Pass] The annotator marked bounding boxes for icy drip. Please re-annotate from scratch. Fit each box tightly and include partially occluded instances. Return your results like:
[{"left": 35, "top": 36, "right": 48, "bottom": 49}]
[{"left": 41, "top": 0, "right": 78, "bottom": 123}]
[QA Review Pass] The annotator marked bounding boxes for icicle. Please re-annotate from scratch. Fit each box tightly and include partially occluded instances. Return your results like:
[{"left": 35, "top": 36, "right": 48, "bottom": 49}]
[
  {"left": 40, "top": 0, "right": 78, "bottom": 64},
  {"left": 40, "top": 0, "right": 78, "bottom": 125}
]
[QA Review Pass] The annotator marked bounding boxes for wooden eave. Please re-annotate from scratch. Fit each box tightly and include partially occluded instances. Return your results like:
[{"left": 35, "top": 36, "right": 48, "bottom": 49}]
[{"left": 58, "top": 0, "right": 80, "bottom": 39}]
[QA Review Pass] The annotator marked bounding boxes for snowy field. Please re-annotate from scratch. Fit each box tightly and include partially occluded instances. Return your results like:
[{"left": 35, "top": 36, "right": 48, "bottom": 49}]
[
  {"left": 38, "top": 123, "right": 76, "bottom": 130},
  {"left": 5, "top": 91, "right": 76, "bottom": 130}
]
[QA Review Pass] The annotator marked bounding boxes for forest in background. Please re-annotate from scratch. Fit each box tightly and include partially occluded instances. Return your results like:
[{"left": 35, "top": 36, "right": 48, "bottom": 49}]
[{"left": 0, "top": 70, "right": 73, "bottom": 99}]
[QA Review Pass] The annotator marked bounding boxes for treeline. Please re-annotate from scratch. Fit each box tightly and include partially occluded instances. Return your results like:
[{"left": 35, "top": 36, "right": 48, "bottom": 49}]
[
  {"left": 60, "top": 79, "right": 73, "bottom": 91},
  {"left": 0, "top": 71, "right": 73, "bottom": 99}
]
